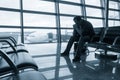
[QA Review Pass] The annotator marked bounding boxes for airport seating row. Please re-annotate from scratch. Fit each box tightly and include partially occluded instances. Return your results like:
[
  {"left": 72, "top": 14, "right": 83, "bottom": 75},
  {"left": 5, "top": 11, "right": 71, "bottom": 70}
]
[
  {"left": 74, "top": 26, "right": 120, "bottom": 60},
  {"left": 0, "top": 36, "right": 47, "bottom": 80},
  {"left": 86, "top": 26, "right": 120, "bottom": 59}
]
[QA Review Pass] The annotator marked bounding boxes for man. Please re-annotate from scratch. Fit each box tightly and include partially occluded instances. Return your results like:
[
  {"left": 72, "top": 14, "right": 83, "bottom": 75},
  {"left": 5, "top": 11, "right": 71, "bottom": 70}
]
[{"left": 61, "top": 16, "right": 95, "bottom": 62}]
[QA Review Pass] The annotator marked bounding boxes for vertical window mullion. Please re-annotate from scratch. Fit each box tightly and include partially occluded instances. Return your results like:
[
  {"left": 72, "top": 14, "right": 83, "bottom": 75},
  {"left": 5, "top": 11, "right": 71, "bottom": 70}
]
[
  {"left": 118, "top": 1, "right": 120, "bottom": 20},
  {"left": 81, "top": 0, "right": 86, "bottom": 20},
  {"left": 55, "top": 0, "right": 61, "bottom": 43},
  {"left": 101, "top": 0, "right": 106, "bottom": 27},
  {"left": 105, "top": 0, "right": 109, "bottom": 28},
  {"left": 20, "top": 0, "right": 24, "bottom": 43}
]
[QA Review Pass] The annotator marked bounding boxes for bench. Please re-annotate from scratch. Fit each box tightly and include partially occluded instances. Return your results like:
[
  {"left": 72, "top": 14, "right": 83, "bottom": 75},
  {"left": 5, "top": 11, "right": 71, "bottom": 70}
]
[
  {"left": 0, "top": 37, "right": 38, "bottom": 76},
  {"left": 87, "top": 26, "right": 120, "bottom": 60},
  {"left": 74, "top": 26, "right": 120, "bottom": 60},
  {"left": 0, "top": 50, "right": 47, "bottom": 80}
]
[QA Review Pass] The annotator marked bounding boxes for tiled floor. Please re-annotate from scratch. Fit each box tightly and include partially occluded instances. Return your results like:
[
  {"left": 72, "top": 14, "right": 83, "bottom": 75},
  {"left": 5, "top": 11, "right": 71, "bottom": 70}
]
[{"left": 26, "top": 43, "right": 120, "bottom": 80}]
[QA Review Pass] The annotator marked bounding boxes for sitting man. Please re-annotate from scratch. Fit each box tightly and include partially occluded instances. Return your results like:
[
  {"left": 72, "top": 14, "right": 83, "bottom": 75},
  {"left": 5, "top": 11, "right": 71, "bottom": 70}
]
[{"left": 61, "top": 16, "right": 95, "bottom": 62}]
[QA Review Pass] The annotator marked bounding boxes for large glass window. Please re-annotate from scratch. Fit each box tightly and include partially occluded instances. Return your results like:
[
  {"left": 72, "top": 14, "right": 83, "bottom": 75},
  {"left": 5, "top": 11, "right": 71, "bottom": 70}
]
[
  {"left": 0, "top": 0, "right": 20, "bottom": 9},
  {"left": 108, "top": 1, "right": 120, "bottom": 27},
  {"left": 87, "top": 18, "right": 103, "bottom": 27},
  {"left": 0, "top": 11, "right": 20, "bottom": 26},
  {"left": 59, "top": 3, "right": 82, "bottom": 15},
  {"left": 60, "top": 16, "right": 74, "bottom": 28},
  {"left": 86, "top": 7, "right": 102, "bottom": 17},
  {"left": 1, "top": 0, "right": 115, "bottom": 44},
  {"left": 23, "top": 13, "right": 56, "bottom": 27},
  {"left": 24, "top": 29, "right": 57, "bottom": 43},
  {"left": 23, "top": 0, "right": 55, "bottom": 13},
  {"left": 85, "top": 0, "right": 101, "bottom": 7}
]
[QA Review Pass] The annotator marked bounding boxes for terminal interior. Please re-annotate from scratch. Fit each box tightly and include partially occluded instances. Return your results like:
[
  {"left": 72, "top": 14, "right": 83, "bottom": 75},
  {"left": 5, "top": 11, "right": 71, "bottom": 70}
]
[{"left": 0, "top": 0, "right": 120, "bottom": 80}]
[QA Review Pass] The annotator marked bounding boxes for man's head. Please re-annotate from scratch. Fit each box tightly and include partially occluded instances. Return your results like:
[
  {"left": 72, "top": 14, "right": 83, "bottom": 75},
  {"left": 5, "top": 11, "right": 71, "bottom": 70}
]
[
  {"left": 73, "top": 16, "right": 81, "bottom": 21},
  {"left": 73, "top": 16, "right": 82, "bottom": 24}
]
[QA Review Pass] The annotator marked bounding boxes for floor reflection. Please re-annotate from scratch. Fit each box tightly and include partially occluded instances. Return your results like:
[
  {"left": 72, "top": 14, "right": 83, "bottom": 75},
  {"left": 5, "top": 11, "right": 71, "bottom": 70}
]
[
  {"left": 62, "top": 55, "right": 120, "bottom": 80},
  {"left": 27, "top": 43, "right": 120, "bottom": 80}
]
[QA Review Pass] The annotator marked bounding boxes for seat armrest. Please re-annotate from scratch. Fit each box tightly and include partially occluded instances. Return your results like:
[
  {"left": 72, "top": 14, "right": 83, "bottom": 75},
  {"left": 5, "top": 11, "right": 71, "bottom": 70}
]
[
  {"left": 0, "top": 36, "right": 17, "bottom": 46},
  {"left": 90, "top": 35, "right": 100, "bottom": 42},
  {"left": 112, "top": 36, "right": 120, "bottom": 46},
  {"left": 0, "top": 49, "right": 18, "bottom": 74},
  {"left": 0, "top": 40, "right": 17, "bottom": 53}
]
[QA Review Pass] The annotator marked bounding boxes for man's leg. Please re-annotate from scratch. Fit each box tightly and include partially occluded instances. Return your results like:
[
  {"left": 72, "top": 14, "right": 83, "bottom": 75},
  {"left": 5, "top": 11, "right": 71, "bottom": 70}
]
[
  {"left": 61, "top": 36, "right": 75, "bottom": 56},
  {"left": 73, "top": 36, "right": 90, "bottom": 62}
]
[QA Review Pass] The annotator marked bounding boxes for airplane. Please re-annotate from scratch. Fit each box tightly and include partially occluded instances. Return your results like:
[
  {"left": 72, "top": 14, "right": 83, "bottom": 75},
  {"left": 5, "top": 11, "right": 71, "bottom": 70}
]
[
  {"left": 26, "top": 31, "right": 72, "bottom": 43},
  {"left": 26, "top": 31, "right": 55, "bottom": 43}
]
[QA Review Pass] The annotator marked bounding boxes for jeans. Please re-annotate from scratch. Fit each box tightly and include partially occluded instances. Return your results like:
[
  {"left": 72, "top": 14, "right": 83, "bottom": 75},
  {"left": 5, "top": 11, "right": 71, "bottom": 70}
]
[{"left": 64, "top": 35, "right": 90, "bottom": 58}]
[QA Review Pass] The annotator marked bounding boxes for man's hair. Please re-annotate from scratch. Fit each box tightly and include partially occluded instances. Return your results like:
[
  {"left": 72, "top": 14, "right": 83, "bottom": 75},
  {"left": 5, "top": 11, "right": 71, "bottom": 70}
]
[{"left": 73, "top": 16, "right": 82, "bottom": 21}]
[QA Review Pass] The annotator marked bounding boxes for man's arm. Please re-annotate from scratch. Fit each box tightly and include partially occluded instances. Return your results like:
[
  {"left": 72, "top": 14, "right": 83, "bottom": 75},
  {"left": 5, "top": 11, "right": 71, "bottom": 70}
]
[{"left": 73, "top": 24, "right": 82, "bottom": 36}]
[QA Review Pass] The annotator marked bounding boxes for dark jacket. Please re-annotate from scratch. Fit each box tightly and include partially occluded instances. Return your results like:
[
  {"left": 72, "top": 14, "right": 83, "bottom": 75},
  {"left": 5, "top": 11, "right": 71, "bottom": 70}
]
[{"left": 73, "top": 20, "right": 95, "bottom": 38}]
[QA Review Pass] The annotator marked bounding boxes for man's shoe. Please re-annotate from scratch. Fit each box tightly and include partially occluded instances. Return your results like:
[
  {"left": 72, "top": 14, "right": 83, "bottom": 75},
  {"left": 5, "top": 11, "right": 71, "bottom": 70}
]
[
  {"left": 61, "top": 52, "right": 69, "bottom": 56},
  {"left": 72, "top": 57, "right": 80, "bottom": 62}
]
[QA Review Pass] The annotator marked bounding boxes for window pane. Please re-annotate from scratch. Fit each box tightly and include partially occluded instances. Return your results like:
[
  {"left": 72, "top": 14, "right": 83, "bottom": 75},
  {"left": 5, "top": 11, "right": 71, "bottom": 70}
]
[
  {"left": 59, "top": 3, "right": 81, "bottom": 15},
  {"left": 109, "top": 20, "right": 120, "bottom": 27},
  {"left": 109, "top": 1, "right": 119, "bottom": 9},
  {"left": 60, "top": 0, "right": 81, "bottom": 3},
  {"left": 60, "top": 16, "right": 74, "bottom": 28},
  {"left": 23, "top": 13, "right": 56, "bottom": 27},
  {"left": 86, "top": 7, "right": 102, "bottom": 17},
  {"left": 109, "top": 11, "right": 119, "bottom": 19},
  {"left": 0, "top": 11, "right": 20, "bottom": 26},
  {"left": 61, "top": 29, "right": 73, "bottom": 42},
  {"left": 0, "top": 28, "right": 21, "bottom": 43},
  {"left": 26, "top": 44, "right": 57, "bottom": 56},
  {"left": 87, "top": 18, "right": 103, "bottom": 27},
  {"left": 24, "top": 29, "right": 57, "bottom": 43},
  {"left": 85, "top": 0, "right": 101, "bottom": 6},
  {"left": 23, "top": 0, "right": 55, "bottom": 13},
  {"left": 0, "top": 0, "right": 20, "bottom": 9}
]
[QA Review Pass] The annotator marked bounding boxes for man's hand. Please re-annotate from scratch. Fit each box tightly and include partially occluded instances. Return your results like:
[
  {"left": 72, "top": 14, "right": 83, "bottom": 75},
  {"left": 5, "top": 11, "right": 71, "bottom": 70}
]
[{"left": 73, "top": 24, "right": 82, "bottom": 36}]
